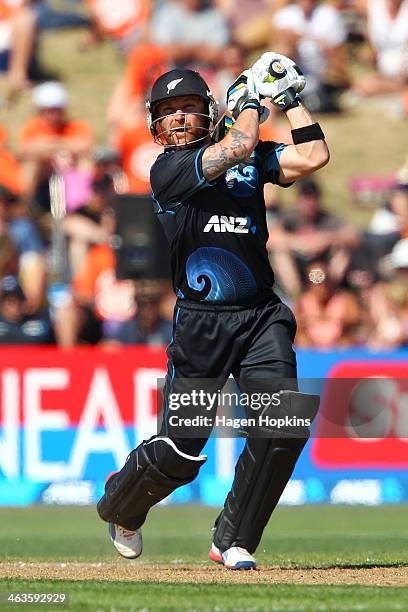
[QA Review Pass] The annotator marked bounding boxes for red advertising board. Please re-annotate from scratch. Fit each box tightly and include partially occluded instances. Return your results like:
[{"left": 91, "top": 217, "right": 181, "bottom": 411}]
[
  {"left": 0, "top": 346, "right": 167, "bottom": 425},
  {"left": 311, "top": 362, "right": 408, "bottom": 469},
  {"left": 0, "top": 347, "right": 168, "bottom": 482}
]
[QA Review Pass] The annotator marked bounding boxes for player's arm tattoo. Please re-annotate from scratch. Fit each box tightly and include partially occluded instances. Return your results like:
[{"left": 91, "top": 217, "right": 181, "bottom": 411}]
[{"left": 202, "top": 127, "right": 253, "bottom": 181}]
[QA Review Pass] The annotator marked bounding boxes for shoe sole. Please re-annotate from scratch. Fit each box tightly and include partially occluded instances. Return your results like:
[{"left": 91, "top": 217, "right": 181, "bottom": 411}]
[
  {"left": 111, "top": 546, "right": 141, "bottom": 560},
  {"left": 224, "top": 561, "right": 256, "bottom": 570}
]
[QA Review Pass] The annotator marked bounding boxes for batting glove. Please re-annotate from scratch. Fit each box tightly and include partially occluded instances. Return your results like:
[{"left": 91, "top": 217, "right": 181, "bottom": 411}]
[
  {"left": 224, "top": 69, "right": 269, "bottom": 134},
  {"left": 226, "top": 69, "right": 260, "bottom": 116},
  {"left": 251, "top": 52, "right": 306, "bottom": 112}
]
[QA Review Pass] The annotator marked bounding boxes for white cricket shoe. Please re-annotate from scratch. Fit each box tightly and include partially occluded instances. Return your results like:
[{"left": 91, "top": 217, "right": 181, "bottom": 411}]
[
  {"left": 222, "top": 546, "right": 256, "bottom": 570},
  {"left": 109, "top": 523, "right": 143, "bottom": 559},
  {"left": 209, "top": 543, "right": 256, "bottom": 570}
]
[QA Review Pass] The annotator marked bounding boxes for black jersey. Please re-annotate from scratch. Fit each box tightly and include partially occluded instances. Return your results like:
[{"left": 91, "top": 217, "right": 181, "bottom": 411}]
[{"left": 150, "top": 140, "right": 291, "bottom": 305}]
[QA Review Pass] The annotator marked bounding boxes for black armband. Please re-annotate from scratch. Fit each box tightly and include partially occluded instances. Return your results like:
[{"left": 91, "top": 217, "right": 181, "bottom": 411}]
[{"left": 291, "top": 123, "right": 325, "bottom": 145}]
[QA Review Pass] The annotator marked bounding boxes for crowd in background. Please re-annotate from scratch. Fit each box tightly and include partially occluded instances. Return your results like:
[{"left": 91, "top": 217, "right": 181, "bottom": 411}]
[{"left": 0, "top": 0, "right": 407, "bottom": 350}]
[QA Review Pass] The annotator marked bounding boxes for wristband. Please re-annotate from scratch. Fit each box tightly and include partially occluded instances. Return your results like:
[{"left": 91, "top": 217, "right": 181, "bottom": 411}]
[
  {"left": 291, "top": 123, "right": 325, "bottom": 145},
  {"left": 273, "top": 88, "right": 300, "bottom": 112},
  {"left": 284, "top": 97, "right": 301, "bottom": 112},
  {"left": 241, "top": 98, "right": 262, "bottom": 117}
]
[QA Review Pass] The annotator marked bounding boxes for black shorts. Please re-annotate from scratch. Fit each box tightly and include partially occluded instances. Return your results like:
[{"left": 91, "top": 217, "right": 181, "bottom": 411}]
[
  {"left": 169, "top": 295, "right": 297, "bottom": 379},
  {"left": 159, "top": 295, "right": 298, "bottom": 453}
]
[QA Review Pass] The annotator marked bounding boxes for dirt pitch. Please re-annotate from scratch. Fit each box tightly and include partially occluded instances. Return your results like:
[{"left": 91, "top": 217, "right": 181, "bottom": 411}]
[{"left": 1, "top": 562, "right": 407, "bottom": 587}]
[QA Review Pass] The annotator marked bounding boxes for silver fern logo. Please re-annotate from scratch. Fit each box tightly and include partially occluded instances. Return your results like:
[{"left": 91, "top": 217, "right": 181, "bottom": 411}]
[{"left": 166, "top": 78, "right": 184, "bottom": 94}]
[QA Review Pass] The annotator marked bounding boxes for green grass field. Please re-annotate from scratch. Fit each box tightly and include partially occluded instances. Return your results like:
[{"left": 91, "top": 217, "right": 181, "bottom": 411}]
[{"left": 0, "top": 505, "right": 407, "bottom": 611}]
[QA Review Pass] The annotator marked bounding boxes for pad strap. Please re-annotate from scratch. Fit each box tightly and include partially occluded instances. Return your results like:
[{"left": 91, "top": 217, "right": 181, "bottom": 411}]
[
  {"left": 97, "top": 437, "right": 206, "bottom": 530},
  {"left": 291, "top": 123, "right": 325, "bottom": 145}
]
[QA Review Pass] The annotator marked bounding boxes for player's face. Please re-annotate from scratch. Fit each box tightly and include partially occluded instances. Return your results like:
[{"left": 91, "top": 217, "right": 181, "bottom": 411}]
[{"left": 155, "top": 95, "right": 209, "bottom": 147}]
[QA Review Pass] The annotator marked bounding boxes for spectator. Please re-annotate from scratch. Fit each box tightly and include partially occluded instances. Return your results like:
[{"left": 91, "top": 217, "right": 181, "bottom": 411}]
[
  {"left": 61, "top": 147, "right": 129, "bottom": 212},
  {"left": 0, "top": 124, "right": 25, "bottom": 195},
  {"left": 294, "top": 260, "right": 362, "bottom": 348},
  {"left": 215, "top": 0, "right": 284, "bottom": 53},
  {"left": 0, "top": 0, "right": 48, "bottom": 100},
  {"left": 104, "top": 280, "right": 173, "bottom": 346},
  {"left": 369, "top": 176, "right": 408, "bottom": 238},
  {"left": 0, "top": 185, "right": 46, "bottom": 312},
  {"left": 150, "top": 0, "right": 230, "bottom": 96},
  {"left": 366, "top": 238, "right": 408, "bottom": 349},
  {"left": 0, "top": 275, "right": 52, "bottom": 344},
  {"left": 53, "top": 237, "right": 137, "bottom": 347},
  {"left": 108, "top": 40, "right": 248, "bottom": 131},
  {"left": 209, "top": 40, "right": 248, "bottom": 111},
  {"left": 0, "top": 233, "right": 18, "bottom": 278},
  {"left": 93, "top": 147, "right": 127, "bottom": 189},
  {"left": 346, "top": 178, "right": 408, "bottom": 285},
  {"left": 107, "top": 0, "right": 231, "bottom": 130},
  {"left": 113, "top": 102, "right": 162, "bottom": 194},
  {"left": 36, "top": 1, "right": 90, "bottom": 31},
  {"left": 18, "top": 81, "right": 93, "bottom": 210},
  {"left": 83, "top": 0, "right": 151, "bottom": 53},
  {"left": 159, "top": 283, "right": 176, "bottom": 323},
  {"left": 268, "top": 178, "right": 359, "bottom": 299},
  {"left": 62, "top": 173, "right": 116, "bottom": 276},
  {"left": 107, "top": 42, "right": 169, "bottom": 130},
  {"left": 151, "top": 0, "right": 230, "bottom": 62},
  {"left": 271, "top": 0, "right": 350, "bottom": 112},
  {"left": 353, "top": 0, "right": 408, "bottom": 98}
]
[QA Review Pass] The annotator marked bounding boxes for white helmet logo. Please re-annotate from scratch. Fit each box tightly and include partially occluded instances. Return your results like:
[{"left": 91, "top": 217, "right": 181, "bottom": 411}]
[{"left": 166, "top": 78, "right": 184, "bottom": 94}]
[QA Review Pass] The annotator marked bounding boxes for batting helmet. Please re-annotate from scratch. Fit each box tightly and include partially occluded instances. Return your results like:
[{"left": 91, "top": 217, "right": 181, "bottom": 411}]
[{"left": 146, "top": 68, "right": 218, "bottom": 147}]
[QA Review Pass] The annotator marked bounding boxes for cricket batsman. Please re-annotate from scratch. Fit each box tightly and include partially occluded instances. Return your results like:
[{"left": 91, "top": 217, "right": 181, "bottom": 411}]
[{"left": 97, "top": 52, "right": 329, "bottom": 569}]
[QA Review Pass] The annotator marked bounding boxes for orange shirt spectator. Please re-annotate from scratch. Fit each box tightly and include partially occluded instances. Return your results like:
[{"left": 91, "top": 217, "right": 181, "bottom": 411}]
[
  {"left": 19, "top": 114, "right": 92, "bottom": 148},
  {"left": 0, "top": 1, "right": 15, "bottom": 21},
  {"left": 86, "top": 0, "right": 150, "bottom": 51},
  {"left": 115, "top": 118, "right": 162, "bottom": 194},
  {"left": 0, "top": 148, "right": 25, "bottom": 195},
  {"left": 18, "top": 81, "right": 94, "bottom": 201},
  {"left": 107, "top": 42, "right": 169, "bottom": 129},
  {"left": 0, "top": 123, "right": 7, "bottom": 146},
  {"left": 0, "top": 124, "right": 25, "bottom": 194},
  {"left": 0, "top": 0, "right": 19, "bottom": 50},
  {"left": 125, "top": 42, "right": 168, "bottom": 99},
  {"left": 73, "top": 243, "right": 136, "bottom": 322}
]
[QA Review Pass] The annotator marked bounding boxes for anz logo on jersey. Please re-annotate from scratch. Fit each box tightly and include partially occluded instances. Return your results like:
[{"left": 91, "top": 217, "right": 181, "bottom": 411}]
[{"left": 203, "top": 215, "right": 256, "bottom": 234}]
